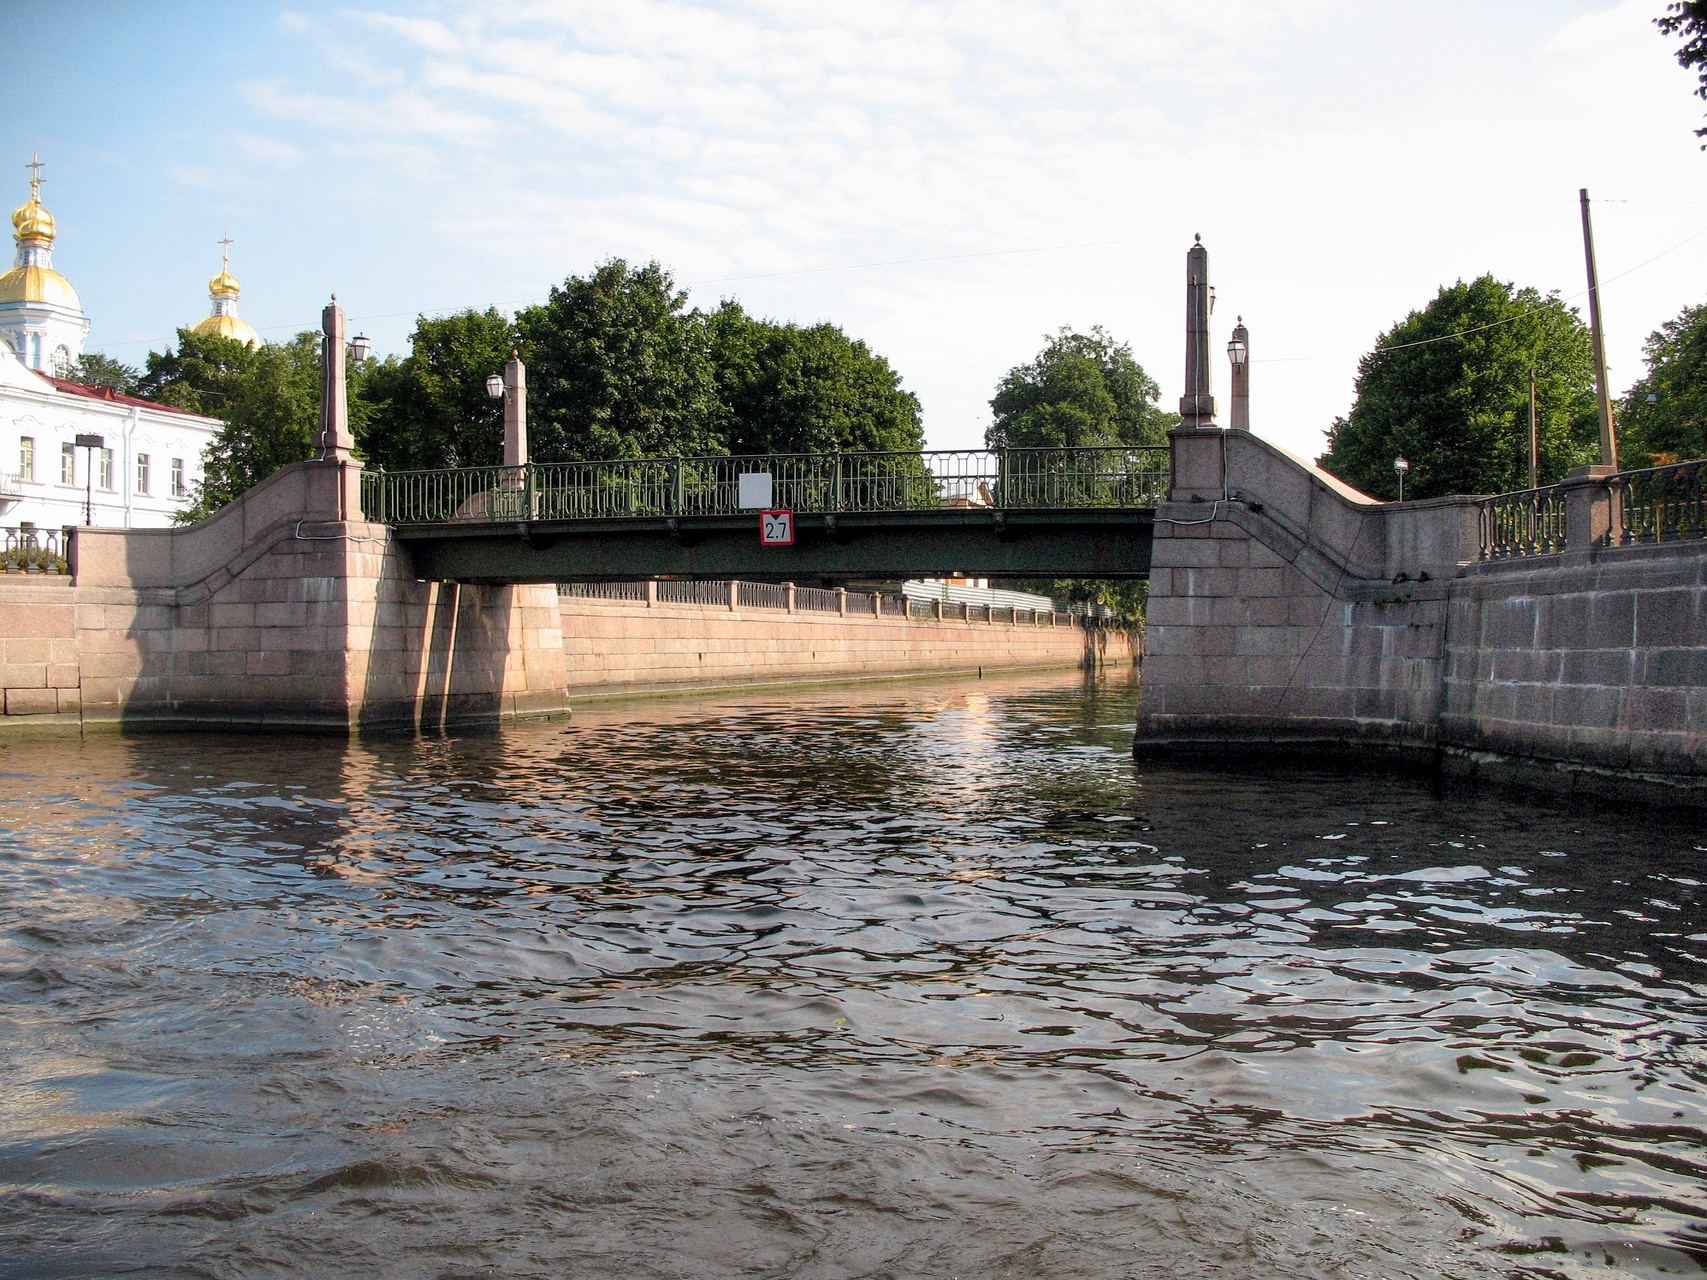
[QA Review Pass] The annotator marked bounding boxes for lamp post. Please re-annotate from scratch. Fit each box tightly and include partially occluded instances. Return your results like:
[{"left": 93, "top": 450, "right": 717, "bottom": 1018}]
[
  {"left": 1227, "top": 318, "right": 1250, "bottom": 432},
  {"left": 1393, "top": 455, "right": 1409, "bottom": 503},
  {"left": 74, "top": 433, "right": 104, "bottom": 525}
]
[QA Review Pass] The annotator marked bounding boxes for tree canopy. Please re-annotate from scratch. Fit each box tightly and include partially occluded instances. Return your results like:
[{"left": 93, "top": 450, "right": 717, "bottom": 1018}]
[
  {"left": 67, "top": 352, "right": 139, "bottom": 393},
  {"left": 114, "top": 256, "right": 925, "bottom": 518},
  {"left": 1618, "top": 302, "right": 1707, "bottom": 465},
  {"left": 708, "top": 301, "right": 923, "bottom": 455},
  {"left": 358, "top": 308, "right": 515, "bottom": 472},
  {"left": 988, "top": 327, "right": 1176, "bottom": 450},
  {"left": 514, "top": 259, "right": 724, "bottom": 462},
  {"left": 1658, "top": 2, "right": 1707, "bottom": 145},
  {"left": 136, "top": 328, "right": 373, "bottom": 522},
  {"left": 1318, "top": 276, "right": 1599, "bottom": 500}
]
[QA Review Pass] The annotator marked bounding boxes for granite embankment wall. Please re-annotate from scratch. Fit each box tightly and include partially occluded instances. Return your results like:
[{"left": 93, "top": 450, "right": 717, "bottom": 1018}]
[
  {"left": 557, "top": 593, "right": 1121, "bottom": 697},
  {"left": 1138, "top": 429, "right": 1707, "bottom": 803},
  {"left": 0, "top": 460, "right": 1121, "bottom": 732}
]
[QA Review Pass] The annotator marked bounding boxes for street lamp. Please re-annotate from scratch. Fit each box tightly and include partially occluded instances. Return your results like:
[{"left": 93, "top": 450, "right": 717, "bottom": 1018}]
[
  {"left": 1393, "top": 455, "right": 1410, "bottom": 503},
  {"left": 350, "top": 334, "right": 371, "bottom": 364},
  {"left": 74, "top": 433, "right": 104, "bottom": 525},
  {"left": 485, "top": 374, "right": 505, "bottom": 399}
]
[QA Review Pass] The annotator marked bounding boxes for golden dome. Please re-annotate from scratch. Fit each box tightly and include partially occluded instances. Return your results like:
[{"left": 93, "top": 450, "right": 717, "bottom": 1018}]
[
  {"left": 192, "top": 312, "right": 259, "bottom": 346},
  {"left": 0, "top": 265, "right": 81, "bottom": 309},
  {"left": 209, "top": 268, "right": 241, "bottom": 298},
  {"left": 11, "top": 188, "right": 53, "bottom": 245}
]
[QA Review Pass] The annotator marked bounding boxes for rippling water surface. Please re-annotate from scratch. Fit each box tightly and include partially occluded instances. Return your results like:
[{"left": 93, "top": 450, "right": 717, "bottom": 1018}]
[{"left": 3, "top": 671, "right": 1707, "bottom": 1279}]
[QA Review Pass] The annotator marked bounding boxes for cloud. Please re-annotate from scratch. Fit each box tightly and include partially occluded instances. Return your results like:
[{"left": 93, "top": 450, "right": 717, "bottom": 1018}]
[{"left": 217, "top": 0, "right": 1706, "bottom": 455}]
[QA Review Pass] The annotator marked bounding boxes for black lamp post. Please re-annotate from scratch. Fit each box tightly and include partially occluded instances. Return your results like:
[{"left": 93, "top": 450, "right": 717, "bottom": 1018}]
[{"left": 74, "top": 433, "right": 104, "bottom": 525}]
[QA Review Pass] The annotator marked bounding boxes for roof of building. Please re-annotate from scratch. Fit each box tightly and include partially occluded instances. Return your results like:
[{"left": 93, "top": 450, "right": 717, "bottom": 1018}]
[{"left": 43, "top": 376, "right": 211, "bottom": 419}]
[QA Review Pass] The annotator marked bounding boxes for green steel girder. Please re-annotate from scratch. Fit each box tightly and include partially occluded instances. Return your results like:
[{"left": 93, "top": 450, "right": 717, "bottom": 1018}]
[{"left": 393, "top": 508, "right": 1155, "bottom": 583}]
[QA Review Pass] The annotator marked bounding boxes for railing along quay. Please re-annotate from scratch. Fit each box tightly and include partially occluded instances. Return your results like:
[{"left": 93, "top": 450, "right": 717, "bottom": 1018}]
[
  {"left": 560, "top": 580, "right": 1082, "bottom": 626},
  {"left": 1478, "top": 458, "right": 1706, "bottom": 560},
  {"left": 1, "top": 526, "right": 70, "bottom": 575},
  {"left": 361, "top": 446, "right": 1171, "bottom": 526}
]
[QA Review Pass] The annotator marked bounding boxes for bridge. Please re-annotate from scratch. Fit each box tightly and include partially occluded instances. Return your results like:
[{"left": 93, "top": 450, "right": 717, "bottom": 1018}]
[{"left": 359, "top": 446, "right": 1169, "bottom": 583}]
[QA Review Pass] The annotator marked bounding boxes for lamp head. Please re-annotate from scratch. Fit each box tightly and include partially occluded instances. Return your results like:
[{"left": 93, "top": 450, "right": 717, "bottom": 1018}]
[
  {"left": 485, "top": 374, "right": 505, "bottom": 399},
  {"left": 1394, "top": 456, "right": 1410, "bottom": 473}
]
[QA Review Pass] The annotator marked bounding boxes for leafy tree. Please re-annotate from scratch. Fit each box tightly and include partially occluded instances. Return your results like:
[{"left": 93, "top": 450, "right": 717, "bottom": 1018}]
[
  {"left": 359, "top": 308, "right": 517, "bottom": 471},
  {"left": 1658, "top": 2, "right": 1707, "bottom": 145},
  {"left": 135, "top": 328, "right": 371, "bottom": 522},
  {"left": 988, "top": 327, "right": 1176, "bottom": 450},
  {"left": 1319, "top": 276, "right": 1599, "bottom": 500},
  {"left": 1618, "top": 302, "right": 1707, "bottom": 465},
  {"left": 66, "top": 352, "right": 139, "bottom": 393},
  {"left": 515, "top": 259, "right": 723, "bottom": 461},
  {"left": 707, "top": 302, "right": 923, "bottom": 455}
]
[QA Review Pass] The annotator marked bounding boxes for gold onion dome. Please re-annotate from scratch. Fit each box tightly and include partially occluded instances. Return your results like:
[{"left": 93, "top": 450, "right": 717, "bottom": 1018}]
[
  {"left": 12, "top": 187, "right": 53, "bottom": 244},
  {"left": 0, "top": 264, "right": 80, "bottom": 308},
  {"left": 0, "top": 172, "right": 78, "bottom": 309},
  {"left": 191, "top": 241, "right": 258, "bottom": 346}
]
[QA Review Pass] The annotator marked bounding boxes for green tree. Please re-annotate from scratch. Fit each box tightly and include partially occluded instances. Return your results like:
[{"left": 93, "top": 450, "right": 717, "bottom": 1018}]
[
  {"left": 1319, "top": 276, "right": 1599, "bottom": 500},
  {"left": 988, "top": 327, "right": 1176, "bottom": 450},
  {"left": 1658, "top": 1, "right": 1707, "bottom": 145},
  {"left": 515, "top": 258, "right": 723, "bottom": 461},
  {"left": 707, "top": 302, "right": 923, "bottom": 455},
  {"left": 66, "top": 352, "right": 138, "bottom": 393},
  {"left": 359, "top": 308, "right": 517, "bottom": 471},
  {"left": 135, "top": 328, "right": 371, "bottom": 521},
  {"left": 1618, "top": 302, "right": 1707, "bottom": 465}
]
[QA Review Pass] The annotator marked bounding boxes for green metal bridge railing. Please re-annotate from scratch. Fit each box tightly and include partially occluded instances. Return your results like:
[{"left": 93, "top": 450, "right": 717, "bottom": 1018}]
[{"left": 360, "top": 447, "right": 1171, "bottom": 526}]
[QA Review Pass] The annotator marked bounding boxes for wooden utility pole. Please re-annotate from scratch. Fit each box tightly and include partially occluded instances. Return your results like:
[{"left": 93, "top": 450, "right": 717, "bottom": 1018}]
[
  {"left": 1528, "top": 368, "right": 1539, "bottom": 491},
  {"left": 1579, "top": 189, "right": 1618, "bottom": 469}
]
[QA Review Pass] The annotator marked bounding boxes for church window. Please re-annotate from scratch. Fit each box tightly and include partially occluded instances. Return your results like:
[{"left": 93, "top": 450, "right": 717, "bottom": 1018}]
[
  {"left": 136, "top": 454, "right": 150, "bottom": 495},
  {"left": 18, "top": 437, "right": 33, "bottom": 481},
  {"left": 99, "top": 448, "right": 114, "bottom": 491},
  {"left": 52, "top": 347, "right": 72, "bottom": 377},
  {"left": 61, "top": 442, "right": 74, "bottom": 485},
  {"left": 171, "top": 458, "right": 186, "bottom": 498}
]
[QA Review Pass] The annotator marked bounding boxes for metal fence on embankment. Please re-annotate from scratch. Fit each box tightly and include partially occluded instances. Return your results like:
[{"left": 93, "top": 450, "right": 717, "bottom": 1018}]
[
  {"left": 360, "top": 446, "right": 1170, "bottom": 526},
  {"left": 0, "top": 526, "right": 70, "bottom": 575},
  {"left": 1478, "top": 458, "right": 1706, "bottom": 560},
  {"left": 559, "top": 580, "right": 1082, "bottom": 627}
]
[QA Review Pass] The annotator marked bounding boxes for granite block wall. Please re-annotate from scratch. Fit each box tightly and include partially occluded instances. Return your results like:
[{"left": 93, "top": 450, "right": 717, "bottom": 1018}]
[{"left": 557, "top": 594, "right": 1116, "bottom": 694}]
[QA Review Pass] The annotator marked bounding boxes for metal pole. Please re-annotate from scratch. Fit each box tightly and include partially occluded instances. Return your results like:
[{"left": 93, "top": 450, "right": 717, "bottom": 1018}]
[
  {"left": 1579, "top": 189, "right": 1618, "bottom": 469},
  {"left": 84, "top": 450, "right": 92, "bottom": 526}
]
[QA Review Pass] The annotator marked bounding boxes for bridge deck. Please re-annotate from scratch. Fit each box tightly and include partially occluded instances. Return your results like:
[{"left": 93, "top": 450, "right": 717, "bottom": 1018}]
[{"left": 366, "top": 447, "right": 1166, "bottom": 583}]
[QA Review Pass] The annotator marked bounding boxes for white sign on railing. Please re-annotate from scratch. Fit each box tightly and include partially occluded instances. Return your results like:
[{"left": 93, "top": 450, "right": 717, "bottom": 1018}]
[{"left": 737, "top": 472, "right": 773, "bottom": 509}]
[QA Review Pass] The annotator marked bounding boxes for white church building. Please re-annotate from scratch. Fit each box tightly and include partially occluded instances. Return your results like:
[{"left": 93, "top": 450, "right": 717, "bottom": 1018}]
[{"left": 0, "top": 160, "right": 238, "bottom": 531}]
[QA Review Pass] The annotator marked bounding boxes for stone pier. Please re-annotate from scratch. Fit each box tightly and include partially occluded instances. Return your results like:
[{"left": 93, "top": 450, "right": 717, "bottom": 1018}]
[{"left": 1136, "top": 427, "right": 1707, "bottom": 804}]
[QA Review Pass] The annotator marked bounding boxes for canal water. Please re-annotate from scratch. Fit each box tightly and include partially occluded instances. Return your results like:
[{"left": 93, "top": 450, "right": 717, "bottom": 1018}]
[{"left": 2, "top": 671, "right": 1705, "bottom": 1280}]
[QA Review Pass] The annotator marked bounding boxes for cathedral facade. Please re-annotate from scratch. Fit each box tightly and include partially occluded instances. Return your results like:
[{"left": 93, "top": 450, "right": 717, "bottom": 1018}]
[{"left": 0, "top": 161, "right": 225, "bottom": 532}]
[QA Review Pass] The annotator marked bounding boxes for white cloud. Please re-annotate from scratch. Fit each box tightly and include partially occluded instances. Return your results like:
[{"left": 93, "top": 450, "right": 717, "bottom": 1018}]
[{"left": 209, "top": 0, "right": 1707, "bottom": 458}]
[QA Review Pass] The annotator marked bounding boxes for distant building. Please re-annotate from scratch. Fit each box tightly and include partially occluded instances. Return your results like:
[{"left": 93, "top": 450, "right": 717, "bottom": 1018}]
[{"left": 0, "top": 160, "right": 221, "bottom": 530}]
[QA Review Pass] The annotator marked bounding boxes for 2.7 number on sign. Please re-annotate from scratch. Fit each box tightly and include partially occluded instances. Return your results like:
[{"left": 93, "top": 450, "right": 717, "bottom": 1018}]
[{"left": 759, "top": 509, "right": 794, "bottom": 546}]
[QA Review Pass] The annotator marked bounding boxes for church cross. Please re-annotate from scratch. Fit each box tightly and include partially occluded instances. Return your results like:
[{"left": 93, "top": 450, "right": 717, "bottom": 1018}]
[{"left": 25, "top": 153, "right": 43, "bottom": 192}]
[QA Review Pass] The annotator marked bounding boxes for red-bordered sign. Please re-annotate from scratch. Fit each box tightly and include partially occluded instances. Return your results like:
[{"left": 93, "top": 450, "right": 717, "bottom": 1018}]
[{"left": 759, "top": 509, "right": 795, "bottom": 546}]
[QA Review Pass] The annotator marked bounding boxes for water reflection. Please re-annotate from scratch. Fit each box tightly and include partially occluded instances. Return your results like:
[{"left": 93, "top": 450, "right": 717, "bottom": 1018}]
[{"left": 1, "top": 670, "right": 1705, "bottom": 1278}]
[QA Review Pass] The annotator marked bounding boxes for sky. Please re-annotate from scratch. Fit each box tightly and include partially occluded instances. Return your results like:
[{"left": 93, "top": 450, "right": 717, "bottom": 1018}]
[{"left": 6, "top": 0, "right": 1707, "bottom": 459}]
